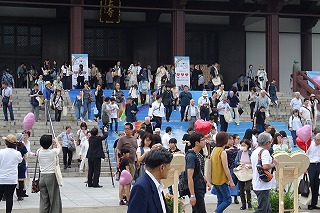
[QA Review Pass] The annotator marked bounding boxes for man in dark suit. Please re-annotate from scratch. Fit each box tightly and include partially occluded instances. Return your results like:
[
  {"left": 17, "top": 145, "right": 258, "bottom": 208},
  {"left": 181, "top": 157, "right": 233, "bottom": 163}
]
[
  {"left": 86, "top": 127, "right": 108, "bottom": 188},
  {"left": 128, "top": 147, "right": 173, "bottom": 213}
]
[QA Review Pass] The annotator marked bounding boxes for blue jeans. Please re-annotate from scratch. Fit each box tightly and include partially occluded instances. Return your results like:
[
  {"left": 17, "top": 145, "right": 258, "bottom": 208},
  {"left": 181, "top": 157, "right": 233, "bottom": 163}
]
[
  {"left": 214, "top": 183, "right": 232, "bottom": 213},
  {"left": 291, "top": 130, "right": 297, "bottom": 146},
  {"left": 82, "top": 100, "right": 91, "bottom": 120},
  {"left": 2, "top": 102, "right": 14, "bottom": 121},
  {"left": 110, "top": 118, "right": 118, "bottom": 132},
  {"left": 75, "top": 105, "right": 84, "bottom": 120}
]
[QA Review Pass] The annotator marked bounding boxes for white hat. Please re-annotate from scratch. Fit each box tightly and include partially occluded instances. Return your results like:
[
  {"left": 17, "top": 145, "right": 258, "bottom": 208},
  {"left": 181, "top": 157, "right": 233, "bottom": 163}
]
[
  {"left": 154, "top": 128, "right": 161, "bottom": 132},
  {"left": 202, "top": 91, "right": 208, "bottom": 96}
]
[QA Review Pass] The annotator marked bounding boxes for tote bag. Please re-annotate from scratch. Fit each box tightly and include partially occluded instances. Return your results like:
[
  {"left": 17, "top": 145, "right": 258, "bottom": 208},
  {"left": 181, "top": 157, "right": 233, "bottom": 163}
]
[
  {"left": 224, "top": 109, "right": 233, "bottom": 123},
  {"left": 54, "top": 155, "right": 63, "bottom": 186},
  {"left": 233, "top": 165, "right": 253, "bottom": 182}
]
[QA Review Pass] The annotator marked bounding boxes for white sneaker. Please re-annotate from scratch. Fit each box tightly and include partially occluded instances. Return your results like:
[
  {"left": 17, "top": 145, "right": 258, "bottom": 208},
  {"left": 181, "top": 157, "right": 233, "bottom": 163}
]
[
  {"left": 236, "top": 123, "right": 240, "bottom": 126},
  {"left": 88, "top": 120, "right": 92, "bottom": 122}
]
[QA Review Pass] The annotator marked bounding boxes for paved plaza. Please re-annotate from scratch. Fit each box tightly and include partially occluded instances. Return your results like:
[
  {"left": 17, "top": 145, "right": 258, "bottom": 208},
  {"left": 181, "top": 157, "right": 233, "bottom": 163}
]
[{"left": 0, "top": 177, "right": 314, "bottom": 213}]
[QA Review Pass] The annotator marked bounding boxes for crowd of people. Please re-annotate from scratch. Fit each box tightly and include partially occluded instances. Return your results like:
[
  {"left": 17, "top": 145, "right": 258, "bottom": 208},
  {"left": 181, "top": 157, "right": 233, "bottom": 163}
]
[{"left": 1, "top": 59, "right": 320, "bottom": 213}]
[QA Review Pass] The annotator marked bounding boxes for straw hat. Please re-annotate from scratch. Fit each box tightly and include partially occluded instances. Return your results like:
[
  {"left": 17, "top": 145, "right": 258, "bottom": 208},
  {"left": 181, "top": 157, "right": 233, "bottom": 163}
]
[
  {"left": 2, "top": 134, "right": 17, "bottom": 144},
  {"left": 202, "top": 91, "right": 208, "bottom": 97}
]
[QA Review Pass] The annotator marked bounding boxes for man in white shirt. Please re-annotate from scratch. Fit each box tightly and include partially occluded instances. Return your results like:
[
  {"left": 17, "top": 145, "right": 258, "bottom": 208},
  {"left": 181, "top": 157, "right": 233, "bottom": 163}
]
[
  {"left": 290, "top": 92, "right": 303, "bottom": 111},
  {"left": 184, "top": 99, "right": 200, "bottom": 128},
  {"left": 161, "top": 126, "right": 172, "bottom": 149},
  {"left": 306, "top": 133, "right": 320, "bottom": 210},
  {"left": 198, "top": 91, "right": 210, "bottom": 121},
  {"left": 251, "top": 132, "right": 277, "bottom": 213},
  {"left": 148, "top": 95, "right": 165, "bottom": 129},
  {"left": 299, "top": 98, "right": 313, "bottom": 126},
  {"left": 128, "top": 147, "right": 173, "bottom": 213},
  {"left": 216, "top": 84, "right": 226, "bottom": 101}
]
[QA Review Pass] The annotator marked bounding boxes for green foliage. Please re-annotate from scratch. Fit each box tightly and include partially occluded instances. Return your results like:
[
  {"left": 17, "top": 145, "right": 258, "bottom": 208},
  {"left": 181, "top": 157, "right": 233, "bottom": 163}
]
[
  {"left": 165, "top": 194, "right": 185, "bottom": 213},
  {"left": 252, "top": 184, "right": 294, "bottom": 212}
]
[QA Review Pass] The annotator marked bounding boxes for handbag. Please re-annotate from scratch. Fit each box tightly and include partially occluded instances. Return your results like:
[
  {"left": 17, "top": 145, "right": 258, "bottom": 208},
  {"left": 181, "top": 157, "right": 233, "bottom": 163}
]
[
  {"left": 31, "top": 152, "right": 40, "bottom": 193},
  {"left": 238, "top": 107, "right": 244, "bottom": 116},
  {"left": 54, "top": 155, "right": 63, "bottom": 186},
  {"left": 298, "top": 174, "right": 310, "bottom": 197},
  {"left": 178, "top": 171, "right": 189, "bottom": 197},
  {"left": 89, "top": 94, "right": 95, "bottom": 102},
  {"left": 233, "top": 165, "right": 253, "bottom": 182},
  {"left": 224, "top": 109, "right": 233, "bottom": 123},
  {"left": 212, "top": 76, "right": 222, "bottom": 86},
  {"left": 66, "top": 134, "right": 76, "bottom": 152}
]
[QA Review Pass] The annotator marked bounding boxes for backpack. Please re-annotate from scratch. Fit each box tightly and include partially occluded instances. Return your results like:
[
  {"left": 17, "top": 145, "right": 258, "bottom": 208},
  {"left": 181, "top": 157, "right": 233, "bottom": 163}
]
[
  {"left": 141, "top": 82, "right": 148, "bottom": 94},
  {"left": 256, "top": 149, "right": 274, "bottom": 182}
]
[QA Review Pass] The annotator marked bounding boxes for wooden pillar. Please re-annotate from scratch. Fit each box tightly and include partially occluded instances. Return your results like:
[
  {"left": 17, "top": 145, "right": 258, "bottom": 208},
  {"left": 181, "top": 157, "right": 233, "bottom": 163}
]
[
  {"left": 172, "top": 10, "right": 185, "bottom": 58},
  {"left": 70, "top": 0, "right": 84, "bottom": 54},
  {"left": 301, "top": 18, "right": 318, "bottom": 71},
  {"left": 266, "top": 14, "right": 279, "bottom": 89}
]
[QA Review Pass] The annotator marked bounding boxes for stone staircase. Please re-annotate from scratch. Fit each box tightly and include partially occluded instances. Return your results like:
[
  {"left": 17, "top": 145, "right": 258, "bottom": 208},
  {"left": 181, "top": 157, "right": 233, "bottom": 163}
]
[
  {"left": 237, "top": 91, "right": 294, "bottom": 122},
  {"left": 0, "top": 89, "right": 115, "bottom": 178}
]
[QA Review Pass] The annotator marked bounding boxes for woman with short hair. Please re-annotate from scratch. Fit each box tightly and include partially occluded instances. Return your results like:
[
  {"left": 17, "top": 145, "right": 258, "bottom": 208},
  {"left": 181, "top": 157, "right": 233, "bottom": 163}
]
[
  {"left": 0, "top": 134, "right": 23, "bottom": 213},
  {"left": 38, "top": 135, "right": 62, "bottom": 213},
  {"left": 57, "top": 125, "right": 75, "bottom": 170}
]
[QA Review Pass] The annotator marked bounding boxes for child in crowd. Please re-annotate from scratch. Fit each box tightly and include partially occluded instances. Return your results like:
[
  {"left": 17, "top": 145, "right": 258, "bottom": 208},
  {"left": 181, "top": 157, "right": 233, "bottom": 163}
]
[
  {"left": 288, "top": 109, "right": 302, "bottom": 148},
  {"left": 168, "top": 138, "right": 181, "bottom": 154},
  {"left": 129, "top": 84, "right": 139, "bottom": 105},
  {"left": 109, "top": 97, "right": 119, "bottom": 134},
  {"left": 117, "top": 149, "right": 131, "bottom": 205},
  {"left": 53, "top": 89, "right": 64, "bottom": 122}
]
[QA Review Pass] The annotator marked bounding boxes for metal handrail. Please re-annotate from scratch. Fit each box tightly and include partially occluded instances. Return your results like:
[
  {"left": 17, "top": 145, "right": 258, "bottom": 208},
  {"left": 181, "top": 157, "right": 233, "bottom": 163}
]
[{"left": 45, "top": 99, "right": 56, "bottom": 138}]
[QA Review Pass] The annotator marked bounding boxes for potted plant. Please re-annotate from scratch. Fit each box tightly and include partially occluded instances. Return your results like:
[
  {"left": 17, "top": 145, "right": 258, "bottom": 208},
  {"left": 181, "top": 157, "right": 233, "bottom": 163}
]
[
  {"left": 165, "top": 193, "right": 186, "bottom": 213},
  {"left": 252, "top": 183, "right": 294, "bottom": 213}
]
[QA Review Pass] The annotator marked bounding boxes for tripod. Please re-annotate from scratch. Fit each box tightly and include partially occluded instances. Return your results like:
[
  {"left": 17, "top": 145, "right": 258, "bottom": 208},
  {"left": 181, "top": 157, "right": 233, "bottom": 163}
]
[{"left": 105, "top": 139, "right": 115, "bottom": 188}]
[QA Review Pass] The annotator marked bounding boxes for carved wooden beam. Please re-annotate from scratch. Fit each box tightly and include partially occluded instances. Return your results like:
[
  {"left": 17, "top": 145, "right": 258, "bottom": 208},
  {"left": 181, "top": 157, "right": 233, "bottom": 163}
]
[{"left": 173, "top": 0, "right": 187, "bottom": 9}]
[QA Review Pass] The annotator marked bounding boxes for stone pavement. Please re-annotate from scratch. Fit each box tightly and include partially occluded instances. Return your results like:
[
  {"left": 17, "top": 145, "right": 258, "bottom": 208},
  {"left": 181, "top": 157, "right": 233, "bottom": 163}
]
[{"left": 0, "top": 177, "right": 312, "bottom": 213}]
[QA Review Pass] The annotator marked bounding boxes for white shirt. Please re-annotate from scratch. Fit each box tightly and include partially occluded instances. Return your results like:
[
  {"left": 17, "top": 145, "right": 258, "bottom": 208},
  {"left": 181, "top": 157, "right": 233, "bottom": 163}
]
[
  {"left": 61, "top": 65, "right": 70, "bottom": 77},
  {"left": 251, "top": 147, "right": 274, "bottom": 191},
  {"left": 216, "top": 89, "right": 226, "bottom": 100},
  {"left": 252, "top": 135, "right": 258, "bottom": 147},
  {"left": 299, "top": 105, "right": 312, "bottom": 120},
  {"left": 80, "top": 137, "right": 89, "bottom": 158},
  {"left": 129, "top": 87, "right": 139, "bottom": 98},
  {"left": 24, "top": 140, "right": 35, "bottom": 158},
  {"left": 38, "top": 148, "right": 60, "bottom": 174},
  {"left": 198, "top": 96, "right": 210, "bottom": 107},
  {"left": 290, "top": 98, "right": 302, "bottom": 110},
  {"left": 109, "top": 103, "right": 119, "bottom": 118},
  {"left": 288, "top": 115, "right": 302, "bottom": 130},
  {"left": 145, "top": 170, "right": 167, "bottom": 213},
  {"left": 161, "top": 133, "right": 171, "bottom": 149},
  {"left": 189, "top": 105, "right": 197, "bottom": 116},
  {"left": 217, "top": 101, "right": 230, "bottom": 115},
  {"left": 306, "top": 140, "right": 320, "bottom": 163},
  {"left": 0, "top": 148, "right": 23, "bottom": 184},
  {"left": 149, "top": 101, "right": 165, "bottom": 118}
]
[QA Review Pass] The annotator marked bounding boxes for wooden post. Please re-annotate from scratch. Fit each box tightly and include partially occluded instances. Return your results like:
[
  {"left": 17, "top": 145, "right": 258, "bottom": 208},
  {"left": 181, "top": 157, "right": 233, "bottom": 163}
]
[
  {"left": 279, "top": 167, "right": 284, "bottom": 213},
  {"left": 293, "top": 168, "right": 299, "bottom": 213},
  {"left": 173, "top": 169, "right": 179, "bottom": 213}
]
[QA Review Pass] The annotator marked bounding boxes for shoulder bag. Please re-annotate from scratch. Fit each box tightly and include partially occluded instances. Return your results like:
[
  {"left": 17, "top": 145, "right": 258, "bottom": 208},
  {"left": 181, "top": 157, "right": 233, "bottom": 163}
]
[
  {"left": 66, "top": 134, "right": 76, "bottom": 152},
  {"left": 54, "top": 154, "right": 63, "bottom": 186},
  {"left": 31, "top": 152, "right": 40, "bottom": 193},
  {"left": 256, "top": 149, "right": 273, "bottom": 182},
  {"left": 234, "top": 164, "right": 253, "bottom": 182}
]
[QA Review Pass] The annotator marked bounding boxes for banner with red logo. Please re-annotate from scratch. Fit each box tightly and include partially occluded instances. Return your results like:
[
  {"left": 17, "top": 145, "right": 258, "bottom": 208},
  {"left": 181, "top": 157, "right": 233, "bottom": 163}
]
[
  {"left": 174, "top": 56, "right": 190, "bottom": 88},
  {"left": 71, "top": 54, "right": 89, "bottom": 89}
]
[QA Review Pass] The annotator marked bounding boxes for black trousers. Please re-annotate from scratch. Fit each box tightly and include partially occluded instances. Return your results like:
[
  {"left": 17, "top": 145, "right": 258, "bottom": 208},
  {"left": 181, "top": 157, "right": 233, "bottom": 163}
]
[
  {"left": 140, "top": 93, "right": 146, "bottom": 105},
  {"left": 77, "top": 76, "right": 84, "bottom": 89},
  {"left": 308, "top": 163, "right": 320, "bottom": 207},
  {"left": 191, "top": 192, "right": 206, "bottom": 213},
  {"left": 165, "top": 105, "right": 172, "bottom": 122},
  {"left": 55, "top": 109, "right": 62, "bottom": 121},
  {"left": 95, "top": 101, "right": 102, "bottom": 119},
  {"left": 153, "top": 116, "right": 162, "bottom": 129},
  {"left": 62, "top": 147, "right": 73, "bottom": 166},
  {"left": 90, "top": 76, "right": 97, "bottom": 89},
  {"left": 88, "top": 158, "right": 102, "bottom": 186},
  {"left": 219, "top": 115, "right": 228, "bottom": 132},
  {"left": 180, "top": 105, "right": 187, "bottom": 121},
  {"left": 200, "top": 110, "right": 210, "bottom": 121},
  {"left": 239, "top": 180, "right": 252, "bottom": 206},
  {"left": 0, "top": 184, "right": 16, "bottom": 213}
]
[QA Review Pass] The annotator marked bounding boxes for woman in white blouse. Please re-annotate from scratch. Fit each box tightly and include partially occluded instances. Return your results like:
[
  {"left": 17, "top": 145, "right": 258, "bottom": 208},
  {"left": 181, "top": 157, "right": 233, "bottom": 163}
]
[
  {"left": 272, "top": 132, "right": 291, "bottom": 153},
  {"left": 136, "top": 133, "right": 153, "bottom": 177},
  {"left": 38, "top": 135, "right": 62, "bottom": 213}
]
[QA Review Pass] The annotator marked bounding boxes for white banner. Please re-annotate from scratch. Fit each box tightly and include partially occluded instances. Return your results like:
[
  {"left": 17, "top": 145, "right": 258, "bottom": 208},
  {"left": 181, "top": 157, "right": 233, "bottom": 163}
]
[
  {"left": 174, "top": 56, "right": 190, "bottom": 88},
  {"left": 71, "top": 54, "right": 89, "bottom": 88}
]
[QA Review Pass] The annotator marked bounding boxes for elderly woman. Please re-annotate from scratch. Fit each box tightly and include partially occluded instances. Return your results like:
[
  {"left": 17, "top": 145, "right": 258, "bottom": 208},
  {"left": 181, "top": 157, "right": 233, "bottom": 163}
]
[
  {"left": 38, "top": 135, "right": 62, "bottom": 213},
  {"left": 58, "top": 125, "right": 75, "bottom": 170},
  {"left": 0, "top": 134, "right": 23, "bottom": 212}
]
